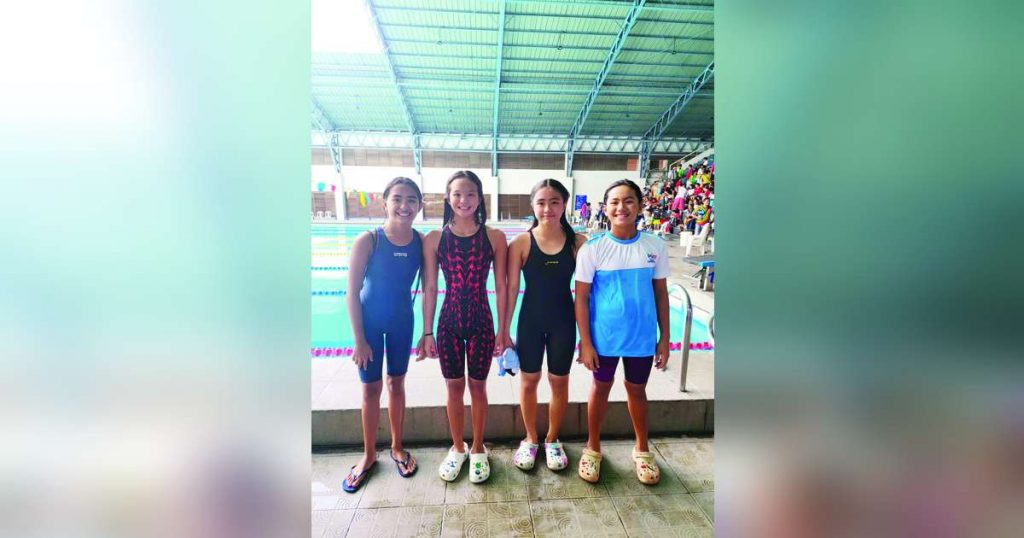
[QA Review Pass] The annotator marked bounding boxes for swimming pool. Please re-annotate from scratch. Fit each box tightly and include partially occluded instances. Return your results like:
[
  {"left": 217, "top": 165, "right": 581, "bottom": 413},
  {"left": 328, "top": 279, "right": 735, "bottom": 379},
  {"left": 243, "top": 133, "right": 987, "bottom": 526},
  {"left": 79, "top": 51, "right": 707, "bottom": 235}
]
[{"left": 311, "top": 223, "right": 712, "bottom": 357}]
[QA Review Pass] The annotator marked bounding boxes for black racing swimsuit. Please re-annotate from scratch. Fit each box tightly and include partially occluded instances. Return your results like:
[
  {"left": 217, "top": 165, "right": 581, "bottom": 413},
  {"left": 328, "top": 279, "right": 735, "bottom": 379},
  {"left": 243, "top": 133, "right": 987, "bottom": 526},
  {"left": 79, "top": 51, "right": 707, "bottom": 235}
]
[{"left": 515, "top": 231, "right": 576, "bottom": 375}]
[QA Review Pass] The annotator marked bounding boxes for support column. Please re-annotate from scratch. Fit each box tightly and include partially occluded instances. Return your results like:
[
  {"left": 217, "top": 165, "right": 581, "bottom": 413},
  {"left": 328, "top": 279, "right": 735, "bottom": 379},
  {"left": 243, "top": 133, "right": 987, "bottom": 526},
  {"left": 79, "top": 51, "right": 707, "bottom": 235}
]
[
  {"left": 489, "top": 174, "right": 501, "bottom": 222},
  {"left": 415, "top": 172, "right": 426, "bottom": 221},
  {"left": 564, "top": 175, "right": 577, "bottom": 226},
  {"left": 328, "top": 134, "right": 347, "bottom": 221}
]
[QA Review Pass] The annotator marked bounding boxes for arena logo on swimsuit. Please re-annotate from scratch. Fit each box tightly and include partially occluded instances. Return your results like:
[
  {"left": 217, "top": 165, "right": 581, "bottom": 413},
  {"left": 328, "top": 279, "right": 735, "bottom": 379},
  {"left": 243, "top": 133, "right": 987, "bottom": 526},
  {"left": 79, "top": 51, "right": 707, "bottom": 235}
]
[
  {"left": 544, "top": 260, "right": 559, "bottom": 266},
  {"left": 394, "top": 252, "right": 408, "bottom": 257}
]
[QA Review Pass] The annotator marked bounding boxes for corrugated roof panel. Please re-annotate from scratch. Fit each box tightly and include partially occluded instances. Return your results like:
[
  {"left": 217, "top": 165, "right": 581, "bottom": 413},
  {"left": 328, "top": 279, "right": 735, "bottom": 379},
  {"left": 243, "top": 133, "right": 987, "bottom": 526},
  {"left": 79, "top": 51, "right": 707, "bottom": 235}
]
[
  {"left": 382, "top": 27, "right": 497, "bottom": 46},
  {"left": 510, "top": 0, "right": 630, "bottom": 19},
  {"left": 393, "top": 55, "right": 494, "bottom": 72},
  {"left": 312, "top": 0, "right": 713, "bottom": 142}
]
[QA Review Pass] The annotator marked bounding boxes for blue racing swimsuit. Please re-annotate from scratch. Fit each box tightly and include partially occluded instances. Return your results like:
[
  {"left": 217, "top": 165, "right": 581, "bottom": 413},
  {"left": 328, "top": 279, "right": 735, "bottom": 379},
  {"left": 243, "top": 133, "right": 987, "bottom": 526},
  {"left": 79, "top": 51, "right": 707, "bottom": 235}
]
[{"left": 357, "top": 227, "right": 422, "bottom": 383}]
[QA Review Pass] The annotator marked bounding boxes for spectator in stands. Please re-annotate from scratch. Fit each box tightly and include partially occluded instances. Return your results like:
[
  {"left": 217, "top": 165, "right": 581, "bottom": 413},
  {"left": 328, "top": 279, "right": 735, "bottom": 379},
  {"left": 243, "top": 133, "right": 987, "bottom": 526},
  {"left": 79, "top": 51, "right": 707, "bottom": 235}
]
[
  {"left": 658, "top": 217, "right": 673, "bottom": 238},
  {"left": 682, "top": 199, "right": 698, "bottom": 233},
  {"left": 671, "top": 187, "right": 687, "bottom": 217},
  {"left": 694, "top": 197, "right": 712, "bottom": 237}
]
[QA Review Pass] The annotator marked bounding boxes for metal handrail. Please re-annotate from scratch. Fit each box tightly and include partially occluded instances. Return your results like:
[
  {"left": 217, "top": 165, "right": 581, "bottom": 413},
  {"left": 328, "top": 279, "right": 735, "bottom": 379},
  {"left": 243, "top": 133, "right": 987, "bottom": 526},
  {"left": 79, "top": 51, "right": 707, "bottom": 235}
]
[
  {"left": 668, "top": 283, "right": 693, "bottom": 392},
  {"left": 709, "top": 314, "right": 715, "bottom": 343}
]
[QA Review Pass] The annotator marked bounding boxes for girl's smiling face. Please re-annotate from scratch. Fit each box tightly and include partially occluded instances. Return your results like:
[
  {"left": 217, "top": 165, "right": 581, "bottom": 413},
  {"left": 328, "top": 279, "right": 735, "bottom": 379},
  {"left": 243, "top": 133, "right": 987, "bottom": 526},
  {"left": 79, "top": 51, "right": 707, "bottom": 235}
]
[
  {"left": 605, "top": 185, "right": 639, "bottom": 227},
  {"left": 384, "top": 183, "right": 420, "bottom": 225},
  {"left": 447, "top": 177, "right": 480, "bottom": 220},
  {"left": 532, "top": 186, "right": 564, "bottom": 225}
]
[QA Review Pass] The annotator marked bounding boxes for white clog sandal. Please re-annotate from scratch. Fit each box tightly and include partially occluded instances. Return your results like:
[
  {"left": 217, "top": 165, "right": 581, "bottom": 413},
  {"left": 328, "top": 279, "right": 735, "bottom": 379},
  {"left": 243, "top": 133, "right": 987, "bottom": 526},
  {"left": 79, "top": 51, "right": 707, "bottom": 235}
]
[
  {"left": 438, "top": 442, "right": 469, "bottom": 482},
  {"left": 468, "top": 446, "right": 491, "bottom": 484},
  {"left": 513, "top": 440, "right": 538, "bottom": 471},
  {"left": 544, "top": 440, "right": 568, "bottom": 471}
]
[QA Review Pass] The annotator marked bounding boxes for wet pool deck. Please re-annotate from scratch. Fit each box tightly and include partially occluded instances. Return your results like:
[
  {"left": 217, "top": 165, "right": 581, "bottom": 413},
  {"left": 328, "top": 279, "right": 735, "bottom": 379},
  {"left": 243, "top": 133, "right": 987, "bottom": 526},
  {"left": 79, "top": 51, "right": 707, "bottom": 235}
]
[{"left": 312, "top": 436, "right": 714, "bottom": 537}]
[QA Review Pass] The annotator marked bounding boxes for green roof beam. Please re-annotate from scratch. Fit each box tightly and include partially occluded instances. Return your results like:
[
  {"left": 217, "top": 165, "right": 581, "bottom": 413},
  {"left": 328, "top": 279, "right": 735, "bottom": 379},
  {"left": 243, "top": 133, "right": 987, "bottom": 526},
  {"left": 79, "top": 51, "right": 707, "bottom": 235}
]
[
  {"left": 365, "top": 0, "right": 422, "bottom": 172},
  {"left": 638, "top": 59, "right": 715, "bottom": 178},
  {"left": 492, "top": 0, "right": 506, "bottom": 176}
]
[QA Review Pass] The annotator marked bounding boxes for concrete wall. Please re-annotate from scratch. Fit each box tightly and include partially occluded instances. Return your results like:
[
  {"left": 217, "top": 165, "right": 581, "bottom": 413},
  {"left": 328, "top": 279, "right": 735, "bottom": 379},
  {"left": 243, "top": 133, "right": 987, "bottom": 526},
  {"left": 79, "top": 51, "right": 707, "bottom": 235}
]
[
  {"left": 572, "top": 170, "right": 642, "bottom": 210},
  {"left": 312, "top": 163, "right": 643, "bottom": 219}
]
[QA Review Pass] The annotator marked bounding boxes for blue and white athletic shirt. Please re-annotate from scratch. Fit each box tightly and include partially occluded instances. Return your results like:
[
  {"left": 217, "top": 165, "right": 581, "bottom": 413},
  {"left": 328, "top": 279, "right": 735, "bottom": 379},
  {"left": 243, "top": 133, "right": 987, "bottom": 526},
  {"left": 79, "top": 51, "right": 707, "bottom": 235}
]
[{"left": 575, "top": 231, "right": 670, "bottom": 357}]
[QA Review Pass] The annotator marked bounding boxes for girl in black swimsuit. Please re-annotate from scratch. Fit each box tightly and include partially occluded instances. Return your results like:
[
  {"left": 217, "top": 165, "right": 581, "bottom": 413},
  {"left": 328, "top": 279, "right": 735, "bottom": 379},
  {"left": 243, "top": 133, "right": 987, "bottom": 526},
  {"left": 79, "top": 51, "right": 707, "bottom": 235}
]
[{"left": 502, "top": 179, "right": 586, "bottom": 472}]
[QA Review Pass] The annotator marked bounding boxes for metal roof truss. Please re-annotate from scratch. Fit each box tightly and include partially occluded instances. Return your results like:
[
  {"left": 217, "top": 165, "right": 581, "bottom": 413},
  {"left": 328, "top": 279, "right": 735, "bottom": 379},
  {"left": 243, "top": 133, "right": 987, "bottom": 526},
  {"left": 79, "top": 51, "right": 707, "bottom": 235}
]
[{"left": 313, "top": 131, "right": 711, "bottom": 155}]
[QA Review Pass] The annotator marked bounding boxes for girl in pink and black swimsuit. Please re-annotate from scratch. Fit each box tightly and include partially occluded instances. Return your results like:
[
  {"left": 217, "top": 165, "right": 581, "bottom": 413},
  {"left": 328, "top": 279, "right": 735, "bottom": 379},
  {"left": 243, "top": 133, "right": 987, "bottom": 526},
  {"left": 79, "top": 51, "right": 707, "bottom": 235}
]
[
  {"left": 418, "top": 170, "right": 509, "bottom": 484},
  {"left": 436, "top": 223, "right": 495, "bottom": 380}
]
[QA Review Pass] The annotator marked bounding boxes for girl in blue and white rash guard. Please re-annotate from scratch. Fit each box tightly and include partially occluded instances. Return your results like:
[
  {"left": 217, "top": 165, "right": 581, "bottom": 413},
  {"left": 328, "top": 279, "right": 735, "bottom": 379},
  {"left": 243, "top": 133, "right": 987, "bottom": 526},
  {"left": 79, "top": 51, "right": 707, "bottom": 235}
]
[{"left": 574, "top": 179, "right": 671, "bottom": 486}]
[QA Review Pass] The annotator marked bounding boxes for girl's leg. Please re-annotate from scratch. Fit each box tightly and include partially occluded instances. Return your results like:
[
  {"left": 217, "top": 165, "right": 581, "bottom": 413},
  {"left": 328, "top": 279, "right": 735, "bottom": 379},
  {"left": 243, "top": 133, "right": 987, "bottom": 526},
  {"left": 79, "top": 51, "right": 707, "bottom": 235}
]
[
  {"left": 467, "top": 378, "right": 488, "bottom": 453},
  {"left": 383, "top": 326, "right": 414, "bottom": 464},
  {"left": 586, "top": 379, "right": 613, "bottom": 453},
  {"left": 623, "top": 380, "right": 650, "bottom": 452},
  {"left": 544, "top": 323, "right": 575, "bottom": 442},
  {"left": 519, "top": 372, "right": 542, "bottom": 443},
  {"left": 466, "top": 329, "right": 495, "bottom": 454},
  {"left": 622, "top": 357, "right": 656, "bottom": 452},
  {"left": 352, "top": 326, "right": 387, "bottom": 479},
  {"left": 357, "top": 381, "right": 383, "bottom": 472},
  {"left": 437, "top": 327, "right": 468, "bottom": 452},
  {"left": 445, "top": 377, "right": 467, "bottom": 451},
  {"left": 546, "top": 373, "right": 569, "bottom": 442},
  {"left": 587, "top": 356, "right": 620, "bottom": 453},
  {"left": 386, "top": 374, "right": 408, "bottom": 460}
]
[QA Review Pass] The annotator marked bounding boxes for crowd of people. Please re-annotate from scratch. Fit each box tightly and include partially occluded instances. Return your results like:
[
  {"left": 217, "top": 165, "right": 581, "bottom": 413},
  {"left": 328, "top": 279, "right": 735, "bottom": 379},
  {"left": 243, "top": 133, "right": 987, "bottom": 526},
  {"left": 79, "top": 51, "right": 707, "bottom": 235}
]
[{"left": 577, "top": 157, "right": 715, "bottom": 240}]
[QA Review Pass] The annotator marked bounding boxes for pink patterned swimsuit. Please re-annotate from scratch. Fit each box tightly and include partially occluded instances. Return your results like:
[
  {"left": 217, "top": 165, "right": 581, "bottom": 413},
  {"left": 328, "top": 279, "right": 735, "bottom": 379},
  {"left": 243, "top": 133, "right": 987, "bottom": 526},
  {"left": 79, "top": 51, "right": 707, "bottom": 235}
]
[{"left": 437, "top": 224, "right": 495, "bottom": 380}]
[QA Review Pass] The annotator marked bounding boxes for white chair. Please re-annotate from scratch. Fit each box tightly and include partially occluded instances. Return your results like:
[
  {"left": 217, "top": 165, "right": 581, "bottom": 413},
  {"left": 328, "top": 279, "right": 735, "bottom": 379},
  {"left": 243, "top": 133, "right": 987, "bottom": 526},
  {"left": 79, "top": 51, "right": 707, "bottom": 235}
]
[
  {"left": 685, "top": 225, "right": 711, "bottom": 257},
  {"left": 315, "top": 211, "right": 324, "bottom": 220}
]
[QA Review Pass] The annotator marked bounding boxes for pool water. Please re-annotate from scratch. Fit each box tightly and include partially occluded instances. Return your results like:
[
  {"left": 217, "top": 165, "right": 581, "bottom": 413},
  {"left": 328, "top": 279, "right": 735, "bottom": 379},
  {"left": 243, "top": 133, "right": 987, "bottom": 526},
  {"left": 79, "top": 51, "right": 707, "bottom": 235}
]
[{"left": 311, "top": 223, "right": 712, "bottom": 357}]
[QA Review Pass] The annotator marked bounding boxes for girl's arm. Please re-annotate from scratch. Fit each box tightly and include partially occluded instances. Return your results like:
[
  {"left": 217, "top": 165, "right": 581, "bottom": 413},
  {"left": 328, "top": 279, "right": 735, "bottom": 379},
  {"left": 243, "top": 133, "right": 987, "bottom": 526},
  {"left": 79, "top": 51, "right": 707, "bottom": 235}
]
[
  {"left": 503, "top": 234, "right": 526, "bottom": 348},
  {"left": 575, "top": 281, "right": 598, "bottom": 371},
  {"left": 488, "top": 227, "right": 510, "bottom": 356},
  {"left": 417, "top": 231, "right": 441, "bottom": 360},
  {"left": 574, "top": 233, "right": 588, "bottom": 253},
  {"left": 653, "top": 278, "right": 671, "bottom": 369},
  {"left": 346, "top": 231, "right": 374, "bottom": 370}
]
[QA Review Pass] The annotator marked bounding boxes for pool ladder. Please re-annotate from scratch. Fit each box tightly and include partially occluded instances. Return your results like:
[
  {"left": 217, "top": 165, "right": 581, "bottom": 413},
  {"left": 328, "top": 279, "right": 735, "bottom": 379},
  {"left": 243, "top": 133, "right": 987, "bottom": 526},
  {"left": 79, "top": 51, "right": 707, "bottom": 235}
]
[{"left": 668, "top": 283, "right": 693, "bottom": 392}]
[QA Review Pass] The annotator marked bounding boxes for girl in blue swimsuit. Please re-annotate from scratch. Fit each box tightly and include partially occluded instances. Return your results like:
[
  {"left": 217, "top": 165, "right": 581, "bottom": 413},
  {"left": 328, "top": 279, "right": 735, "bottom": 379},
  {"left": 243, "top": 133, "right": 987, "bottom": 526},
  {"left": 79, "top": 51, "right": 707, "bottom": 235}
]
[{"left": 343, "top": 177, "right": 423, "bottom": 492}]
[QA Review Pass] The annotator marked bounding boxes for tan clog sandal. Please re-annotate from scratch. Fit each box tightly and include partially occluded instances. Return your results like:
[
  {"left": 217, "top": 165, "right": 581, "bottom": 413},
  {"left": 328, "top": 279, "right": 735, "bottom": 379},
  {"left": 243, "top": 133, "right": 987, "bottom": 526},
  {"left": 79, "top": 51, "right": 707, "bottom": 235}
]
[
  {"left": 632, "top": 448, "right": 661, "bottom": 485},
  {"left": 577, "top": 447, "right": 602, "bottom": 483}
]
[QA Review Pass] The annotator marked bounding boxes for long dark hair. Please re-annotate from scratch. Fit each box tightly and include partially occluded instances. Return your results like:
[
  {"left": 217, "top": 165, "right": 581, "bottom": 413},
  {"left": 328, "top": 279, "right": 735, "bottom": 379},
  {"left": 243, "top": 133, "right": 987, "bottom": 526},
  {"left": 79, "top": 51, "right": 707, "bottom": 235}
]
[
  {"left": 528, "top": 178, "right": 576, "bottom": 253},
  {"left": 442, "top": 170, "right": 487, "bottom": 227}
]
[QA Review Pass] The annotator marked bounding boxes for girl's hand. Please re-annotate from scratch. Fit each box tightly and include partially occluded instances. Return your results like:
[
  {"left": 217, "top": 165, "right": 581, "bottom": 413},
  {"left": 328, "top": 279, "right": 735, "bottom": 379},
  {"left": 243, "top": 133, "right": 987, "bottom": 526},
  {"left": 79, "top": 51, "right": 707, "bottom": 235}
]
[
  {"left": 352, "top": 340, "right": 373, "bottom": 370},
  {"left": 416, "top": 334, "right": 437, "bottom": 361},
  {"left": 494, "top": 331, "right": 513, "bottom": 357},
  {"left": 654, "top": 338, "right": 670, "bottom": 370},
  {"left": 577, "top": 342, "right": 599, "bottom": 372}
]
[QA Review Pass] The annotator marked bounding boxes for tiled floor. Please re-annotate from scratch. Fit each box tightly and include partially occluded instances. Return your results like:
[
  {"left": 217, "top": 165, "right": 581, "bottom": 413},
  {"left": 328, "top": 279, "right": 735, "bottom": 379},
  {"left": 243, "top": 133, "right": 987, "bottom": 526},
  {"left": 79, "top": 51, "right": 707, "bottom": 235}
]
[{"left": 312, "top": 437, "right": 714, "bottom": 537}]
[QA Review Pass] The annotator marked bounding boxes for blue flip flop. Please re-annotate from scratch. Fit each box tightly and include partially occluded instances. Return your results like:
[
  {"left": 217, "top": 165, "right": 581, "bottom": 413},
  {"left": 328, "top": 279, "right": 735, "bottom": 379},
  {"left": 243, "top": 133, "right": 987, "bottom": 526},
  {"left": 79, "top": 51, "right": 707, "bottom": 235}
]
[
  {"left": 341, "top": 461, "right": 375, "bottom": 493},
  {"left": 391, "top": 450, "right": 418, "bottom": 478}
]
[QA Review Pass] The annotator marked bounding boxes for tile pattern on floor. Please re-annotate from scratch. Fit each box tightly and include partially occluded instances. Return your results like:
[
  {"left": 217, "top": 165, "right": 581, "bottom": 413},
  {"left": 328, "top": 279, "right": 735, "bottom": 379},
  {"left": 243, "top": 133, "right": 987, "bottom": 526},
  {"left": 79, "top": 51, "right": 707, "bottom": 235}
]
[
  {"left": 612, "top": 494, "right": 714, "bottom": 537},
  {"left": 653, "top": 439, "right": 714, "bottom": 493},
  {"left": 312, "top": 436, "right": 713, "bottom": 538},
  {"left": 441, "top": 502, "right": 533, "bottom": 538}
]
